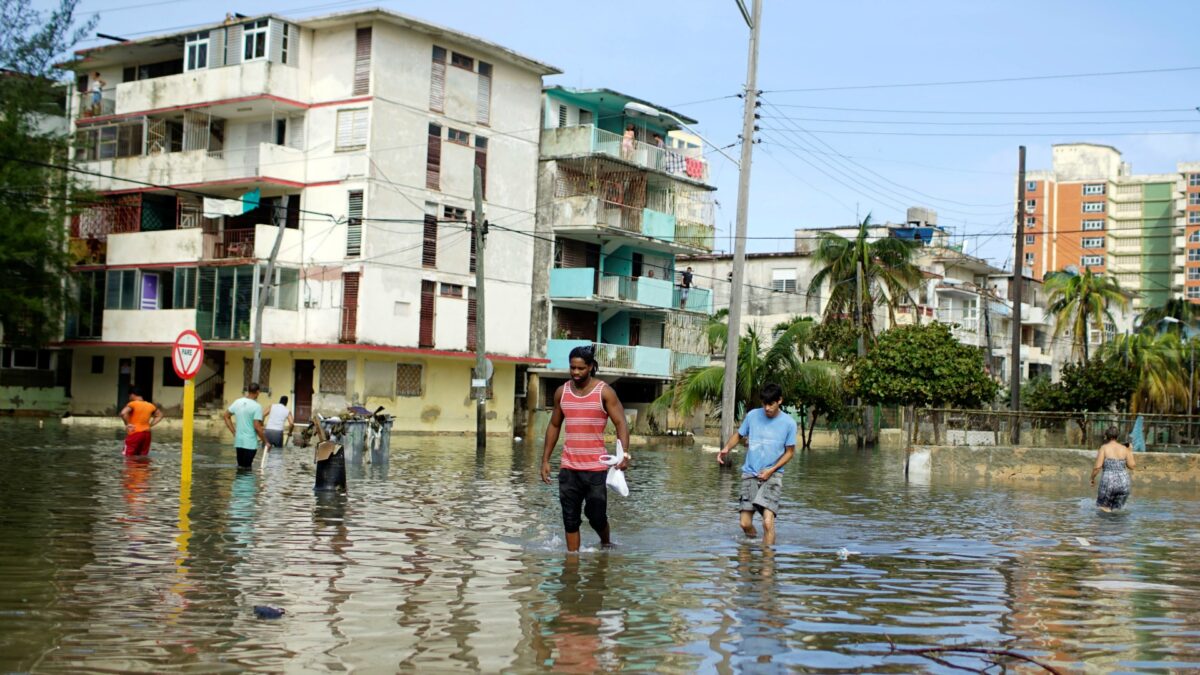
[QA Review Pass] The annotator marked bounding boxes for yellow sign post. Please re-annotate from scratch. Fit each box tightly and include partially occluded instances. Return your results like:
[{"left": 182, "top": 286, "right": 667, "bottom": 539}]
[
  {"left": 181, "top": 378, "right": 195, "bottom": 483},
  {"left": 172, "top": 329, "right": 205, "bottom": 487}
]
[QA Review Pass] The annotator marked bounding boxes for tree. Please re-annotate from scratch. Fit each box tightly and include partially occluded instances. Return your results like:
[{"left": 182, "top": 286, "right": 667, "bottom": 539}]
[
  {"left": 1044, "top": 268, "right": 1129, "bottom": 363},
  {"left": 848, "top": 322, "right": 999, "bottom": 409},
  {"left": 809, "top": 318, "right": 862, "bottom": 364},
  {"left": 1099, "top": 331, "right": 1188, "bottom": 415},
  {"left": 784, "top": 359, "right": 849, "bottom": 450},
  {"left": 1024, "top": 359, "right": 1136, "bottom": 414},
  {"left": 0, "top": 0, "right": 94, "bottom": 345},
  {"left": 1137, "top": 297, "right": 1200, "bottom": 338},
  {"left": 808, "top": 214, "right": 922, "bottom": 334}
]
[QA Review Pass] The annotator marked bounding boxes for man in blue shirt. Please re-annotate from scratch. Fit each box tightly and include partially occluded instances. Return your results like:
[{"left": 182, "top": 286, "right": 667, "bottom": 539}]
[
  {"left": 716, "top": 383, "right": 796, "bottom": 545},
  {"left": 223, "top": 382, "right": 268, "bottom": 469}
]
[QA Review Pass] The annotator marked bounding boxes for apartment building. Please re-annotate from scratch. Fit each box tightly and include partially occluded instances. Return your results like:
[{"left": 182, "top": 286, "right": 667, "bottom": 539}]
[
  {"left": 1021, "top": 143, "right": 1191, "bottom": 310},
  {"left": 61, "top": 9, "right": 558, "bottom": 433},
  {"left": 527, "top": 87, "right": 717, "bottom": 418}
]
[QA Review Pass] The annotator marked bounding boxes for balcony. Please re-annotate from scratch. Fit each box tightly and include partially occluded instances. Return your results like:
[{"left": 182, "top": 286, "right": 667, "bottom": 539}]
[
  {"left": 892, "top": 305, "right": 935, "bottom": 326},
  {"left": 551, "top": 196, "right": 712, "bottom": 255},
  {"left": 549, "top": 267, "right": 712, "bottom": 314},
  {"left": 541, "top": 124, "right": 710, "bottom": 184},
  {"left": 76, "top": 143, "right": 307, "bottom": 192},
  {"left": 102, "top": 309, "right": 197, "bottom": 343},
  {"left": 546, "top": 339, "right": 672, "bottom": 378},
  {"left": 207, "top": 225, "right": 302, "bottom": 263},
  {"left": 108, "top": 227, "right": 204, "bottom": 265},
  {"left": 79, "top": 62, "right": 305, "bottom": 120}
]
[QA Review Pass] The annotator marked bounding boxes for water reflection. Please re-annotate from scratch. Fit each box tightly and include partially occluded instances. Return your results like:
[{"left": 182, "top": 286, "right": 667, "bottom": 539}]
[{"left": 1, "top": 425, "right": 1200, "bottom": 672}]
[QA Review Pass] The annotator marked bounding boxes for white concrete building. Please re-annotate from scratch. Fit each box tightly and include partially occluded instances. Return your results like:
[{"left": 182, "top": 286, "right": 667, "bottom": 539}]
[{"left": 61, "top": 9, "right": 558, "bottom": 433}]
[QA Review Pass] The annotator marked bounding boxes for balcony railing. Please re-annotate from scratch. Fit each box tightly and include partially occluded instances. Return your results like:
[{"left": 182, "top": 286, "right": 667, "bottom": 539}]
[
  {"left": 77, "top": 88, "right": 116, "bottom": 119},
  {"left": 213, "top": 229, "right": 256, "bottom": 259},
  {"left": 546, "top": 339, "right": 671, "bottom": 378},
  {"left": 550, "top": 267, "right": 713, "bottom": 313},
  {"left": 542, "top": 124, "right": 709, "bottom": 183}
]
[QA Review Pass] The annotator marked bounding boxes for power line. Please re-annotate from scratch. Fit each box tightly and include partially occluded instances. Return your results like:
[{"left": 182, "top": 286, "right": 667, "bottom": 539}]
[
  {"left": 760, "top": 127, "right": 1200, "bottom": 138},
  {"left": 758, "top": 114, "right": 1200, "bottom": 127},
  {"left": 762, "top": 65, "right": 1200, "bottom": 93},
  {"left": 761, "top": 103, "right": 1200, "bottom": 116}
]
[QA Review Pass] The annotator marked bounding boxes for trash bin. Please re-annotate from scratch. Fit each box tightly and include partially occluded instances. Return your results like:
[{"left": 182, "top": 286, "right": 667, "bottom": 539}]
[
  {"left": 314, "top": 440, "right": 347, "bottom": 492},
  {"left": 321, "top": 418, "right": 367, "bottom": 462},
  {"left": 367, "top": 415, "right": 394, "bottom": 466}
]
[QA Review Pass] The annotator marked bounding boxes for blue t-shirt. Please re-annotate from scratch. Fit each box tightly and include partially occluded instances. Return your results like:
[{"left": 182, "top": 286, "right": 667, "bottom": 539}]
[
  {"left": 228, "top": 397, "right": 264, "bottom": 449},
  {"left": 738, "top": 408, "right": 797, "bottom": 476}
]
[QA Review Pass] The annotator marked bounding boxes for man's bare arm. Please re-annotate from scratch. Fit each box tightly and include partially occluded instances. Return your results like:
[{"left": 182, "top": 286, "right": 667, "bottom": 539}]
[{"left": 541, "top": 387, "right": 565, "bottom": 483}]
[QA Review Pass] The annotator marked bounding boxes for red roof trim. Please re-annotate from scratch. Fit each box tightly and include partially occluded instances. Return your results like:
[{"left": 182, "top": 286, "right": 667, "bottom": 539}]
[
  {"left": 100, "top": 176, "right": 324, "bottom": 196},
  {"left": 57, "top": 340, "right": 548, "bottom": 364}
]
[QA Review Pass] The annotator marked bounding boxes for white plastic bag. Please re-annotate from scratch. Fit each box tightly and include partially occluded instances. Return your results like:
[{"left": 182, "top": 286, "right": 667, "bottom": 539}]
[{"left": 599, "top": 440, "right": 629, "bottom": 497}]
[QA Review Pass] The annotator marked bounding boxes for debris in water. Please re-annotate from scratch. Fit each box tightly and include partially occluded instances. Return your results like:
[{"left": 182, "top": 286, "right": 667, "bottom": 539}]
[
  {"left": 1076, "top": 537, "right": 1091, "bottom": 547},
  {"left": 837, "top": 547, "right": 860, "bottom": 560},
  {"left": 253, "top": 605, "right": 285, "bottom": 619}
]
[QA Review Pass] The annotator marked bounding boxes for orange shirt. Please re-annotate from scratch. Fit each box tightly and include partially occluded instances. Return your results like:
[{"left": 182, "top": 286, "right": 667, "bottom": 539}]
[{"left": 126, "top": 400, "right": 156, "bottom": 434}]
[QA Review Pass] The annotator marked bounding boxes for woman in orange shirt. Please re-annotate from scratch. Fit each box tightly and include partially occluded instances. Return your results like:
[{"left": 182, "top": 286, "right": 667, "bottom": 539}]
[{"left": 120, "top": 386, "right": 163, "bottom": 457}]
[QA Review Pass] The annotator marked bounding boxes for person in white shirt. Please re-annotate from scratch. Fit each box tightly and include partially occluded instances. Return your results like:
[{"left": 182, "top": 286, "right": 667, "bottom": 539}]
[{"left": 264, "top": 395, "right": 293, "bottom": 449}]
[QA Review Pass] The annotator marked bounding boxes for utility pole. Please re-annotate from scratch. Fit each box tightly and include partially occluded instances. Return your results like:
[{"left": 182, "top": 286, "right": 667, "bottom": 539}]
[
  {"left": 473, "top": 165, "right": 487, "bottom": 453},
  {"left": 1010, "top": 146, "right": 1027, "bottom": 444},
  {"left": 253, "top": 206, "right": 288, "bottom": 383},
  {"left": 720, "top": 0, "right": 762, "bottom": 443},
  {"left": 982, "top": 287, "right": 996, "bottom": 411},
  {"left": 856, "top": 259, "right": 870, "bottom": 447}
]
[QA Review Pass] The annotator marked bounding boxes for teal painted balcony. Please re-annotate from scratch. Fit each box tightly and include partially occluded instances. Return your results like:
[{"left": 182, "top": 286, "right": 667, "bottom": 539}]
[
  {"left": 551, "top": 196, "right": 683, "bottom": 248},
  {"left": 550, "top": 268, "right": 709, "bottom": 314},
  {"left": 541, "top": 124, "right": 710, "bottom": 184},
  {"left": 546, "top": 339, "right": 671, "bottom": 379},
  {"left": 673, "top": 286, "right": 713, "bottom": 314},
  {"left": 671, "top": 351, "right": 711, "bottom": 375}
]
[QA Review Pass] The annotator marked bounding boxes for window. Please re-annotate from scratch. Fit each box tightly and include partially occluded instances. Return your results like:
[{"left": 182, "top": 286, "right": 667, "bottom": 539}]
[
  {"left": 261, "top": 266, "right": 299, "bottom": 310},
  {"left": 319, "top": 360, "right": 347, "bottom": 394},
  {"left": 443, "top": 205, "right": 467, "bottom": 222},
  {"left": 1190, "top": 193, "right": 1200, "bottom": 206},
  {"left": 1024, "top": 252, "right": 1035, "bottom": 264},
  {"left": 280, "top": 24, "right": 290, "bottom": 64},
  {"left": 105, "top": 269, "right": 138, "bottom": 310},
  {"left": 426, "top": 123, "right": 441, "bottom": 189},
  {"left": 1082, "top": 219, "right": 1105, "bottom": 231},
  {"left": 477, "top": 61, "right": 492, "bottom": 125},
  {"left": 419, "top": 280, "right": 436, "bottom": 347},
  {"left": 1191, "top": 230, "right": 1200, "bottom": 243},
  {"left": 352, "top": 27, "right": 371, "bottom": 96},
  {"left": 162, "top": 357, "right": 184, "bottom": 387},
  {"left": 76, "top": 121, "right": 144, "bottom": 160},
  {"left": 243, "top": 19, "right": 268, "bottom": 61},
  {"left": 1082, "top": 237, "right": 1105, "bottom": 249},
  {"left": 1082, "top": 202, "right": 1105, "bottom": 213},
  {"left": 771, "top": 268, "right": 796, "bottom": 293},
  {"left": 1083, "top": 183, "right": 1106, "bottom": 195},
  {"left": 173, "top": 267, "right": 197, "bottom": 309},
  {"left": 242, "top": 358, "right": 271, "bottom": 392},
  {"left": 70, "top": 270, "right": 105, "bottom": 339},
  {"left": 558, "top": 104, "right": 568, "bottom": 128},
  {"left": 467, "top": 286, "right": 477, "bottom": 351},
  {"left": 1026, "top": 199, "right": 1036, "bottom": 211},
  {"left": 450, "top": 52, "right": 473, "bottom": 70},
  {"left": 91, "top": 355, "right": 104, "bottom": 374},
  {"left": 422, "top": 202, "right": 438, "bottom": 268},
  {"left": 1026, "top": 181, "right": 1037, "bottom": 192},
  {"left": 396, "top": 363, "right": 422, "bottom": 397},
  {"left": 335, "top": 108, "right": 368, "bottom": 151},
  {"left": 447, "top": 128, "right": 469, "bottom": 145},
  {"left": 185, "top": 31, "right": 209, "bottom": 71},
  {"left": 1190, "top": 287, "right": 1200, "bottom": 300},
  {"left": 1025, "top": 235, "right": 1035, "bottom": 245},
  {"left": 1025, "top": 216, "right": 1035, "bottom": 228},
  {"left": 1190, "top": 173, "right": 1200, "bottom": 186},
  {"left": 346, "top": 190, "right": 363, "bottom": 257},
  {"left": 430, "top": 46, "right": 446, "bottom": 111},
  {"left": 440, "top": 283, "right": 463, "bottom": 298},
  {"left": 1190, "top": 249, "right": 1200, "bottom": 262},
  {"left": 2, "top": 348, "right": 51, "bottom": 370},
  {"left": 1190, "top": 212, "right": 1200, "bottom": 225},
  {"left": 1189, "top": 267, "right": 1200, "bottom": 281},
  {"left": 340, "top": 271, "right": 359, "bottom": 342},
  {"left": 1081, "top": 255, "right": 1104, "bottom": 267}
]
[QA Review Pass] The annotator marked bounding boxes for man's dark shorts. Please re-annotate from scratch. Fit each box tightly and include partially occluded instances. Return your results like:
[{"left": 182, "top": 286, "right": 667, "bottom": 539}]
[
  {"left": 236, "top": 447, "right": 258, "bottom": 468},
  {"left": 558, "top": 468, "right": 608, "bottom": 534}
]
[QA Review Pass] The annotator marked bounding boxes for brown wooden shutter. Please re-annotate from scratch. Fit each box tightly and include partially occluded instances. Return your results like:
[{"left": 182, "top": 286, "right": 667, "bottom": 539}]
[
  {"left": 429, "top": 46, "right": 446, "bottom": 111},
  {"left": 426, "top": 123, "right": 441, "bottom": 190},
  {"left": 419, "top": 280, "right": 436, "bottom": 348},
  {"left": 340, "top": 272, "right": 359, "bottom": 343},
  {"left": 346, "top": 190, "right": 363, "bottom": 257},
  {"left": 467, "top": 287, "right": 477, "bottom": 351},
  {"left": 352, "top": 27, "right": 371, "bottom": 95},
  {"left": 422, "top": 212, "right": 437, "bottom": 268},
  {"left": 553, "top": 307, "right": 597, "bottom": 341},
  {"left": 476, "top": 61, "right": 492, "bottom": 125}
]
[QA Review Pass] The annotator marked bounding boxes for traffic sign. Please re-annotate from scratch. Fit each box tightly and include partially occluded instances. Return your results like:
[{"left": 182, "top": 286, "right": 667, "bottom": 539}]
[{"left": 172, "top": 330, "right": 205, "bottom": 380}]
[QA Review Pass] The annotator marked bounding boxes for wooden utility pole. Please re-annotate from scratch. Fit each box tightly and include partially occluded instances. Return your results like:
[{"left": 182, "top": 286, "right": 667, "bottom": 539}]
[
  {"left": 473, "top": 165, "right": 487, "bottom": 452},
  {"left": 856, "top": 259, "right": 872, "bottom": 446},
  {"left": 1010, "top": 146, "right": 1027, "bottom": 444},
  {"left": 253, "top": 206, "right": 288, "bottom": 383},
  {"left": 720, "top": 0, "right": 762, "bottom": 442}
]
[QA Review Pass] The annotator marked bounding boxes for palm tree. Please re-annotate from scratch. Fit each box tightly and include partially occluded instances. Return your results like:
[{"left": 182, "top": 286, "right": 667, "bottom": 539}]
[
  {"left": 1044, "top": 268, "right": 1129, "bottom": 363},
  {"left": 1137, "top": 298, "right": 1200, "bottom": 338},
  {"left": 807, "top": 214, "right": 922, "bottom": 334},
  {"left": 1100, "top": 331, "right": 1188, "bottom": 414}
]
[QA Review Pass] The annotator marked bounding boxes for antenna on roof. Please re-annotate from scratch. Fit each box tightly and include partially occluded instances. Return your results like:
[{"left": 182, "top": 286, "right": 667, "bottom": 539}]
[{"left": 96, "top": 33, "right": 129, "bottom": 43}]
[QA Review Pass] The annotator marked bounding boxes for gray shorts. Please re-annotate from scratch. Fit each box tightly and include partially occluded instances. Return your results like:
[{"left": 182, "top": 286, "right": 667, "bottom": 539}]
[
  {"left": 739, "top": 473, "right": 783, "bottom": 514},
  {"left": 265, "top": 429, "right": 285, "bottom": 447}
]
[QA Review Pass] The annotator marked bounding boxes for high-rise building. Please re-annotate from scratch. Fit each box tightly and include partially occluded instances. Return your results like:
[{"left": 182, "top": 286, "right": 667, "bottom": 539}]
[{"left": 1021, "top": 143, "right": 1192, "bottom": 309}]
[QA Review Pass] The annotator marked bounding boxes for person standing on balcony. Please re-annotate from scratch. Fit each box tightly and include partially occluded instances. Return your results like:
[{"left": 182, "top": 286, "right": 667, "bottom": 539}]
[
  {"left": 679, "top": 266, "right": 694, "bottom": 309},
  {"left": 541, "top": 345, "right": 631, "bottom": 552},
  {"left": 264, "top": 395, "right": 293, "bottom": 449},
  {"left": 89, "top": 72, "right": 105, "bottom": 115},
  {"left": 224, "top": 382, "right": 268, "bottom": 469},
  {"left": 621, "top": 124, "right": 636, "bottom": 161},
  {"left": 717, "top": 383, "right": 796, "bottom": 546},
  {"left": 119, "top": 387, "right": 163, "bottom": 457}
]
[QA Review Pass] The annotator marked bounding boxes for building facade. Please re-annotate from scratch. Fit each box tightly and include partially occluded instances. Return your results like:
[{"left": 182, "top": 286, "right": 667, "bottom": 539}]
[
  {"left": 1021, "top": 143, "right": 1192, "bottom": 310},
  {"left": 527, "top": 87, "right": 717, "bottom": 418},
  {"left": 61, "top": 9, "right": 558, "bottom": 432}
]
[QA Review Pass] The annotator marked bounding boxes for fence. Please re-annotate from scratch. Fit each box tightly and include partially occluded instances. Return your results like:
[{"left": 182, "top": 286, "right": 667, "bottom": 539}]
[{"left": 909, "top": 408, "right": 1200, "bottom": 452}]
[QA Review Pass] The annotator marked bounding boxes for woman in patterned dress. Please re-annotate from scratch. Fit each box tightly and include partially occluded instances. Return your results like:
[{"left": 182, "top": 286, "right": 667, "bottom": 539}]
[{"left": 1091, "top": 426, "right": 1136, "bottom": 512}]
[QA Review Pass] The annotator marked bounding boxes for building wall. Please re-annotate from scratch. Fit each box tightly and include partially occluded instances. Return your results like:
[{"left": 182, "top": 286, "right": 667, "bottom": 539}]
[{"left": 1185, "top": 164, "right": 1200, "bottom": 300}]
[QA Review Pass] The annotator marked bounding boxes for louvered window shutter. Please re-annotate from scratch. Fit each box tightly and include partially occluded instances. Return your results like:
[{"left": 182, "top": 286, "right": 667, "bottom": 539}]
[
  {"left": 340, "top": 272, "right": 359, "bottom": 342},
  {"left": 429, "top": 46, "right": 446, "bottom": 111},
  {"left": 476, "top": 61, "right": 492, "bottom": 125},
  {"left": 346, "top": 190, "right": 363, "bottom": 257},
  {"left": 467, "top": 287, "right": 477, "bottom": 350},
  {"left": 336, "top": 109, "right": 367, "bottom": 150},
  {"left": 225, "top": 24, "right": 242, "bottom": 65},
  {"left": 422, "top": 212, "right": 438, "bottom": 268},
  {"left": 353, "top": 27, "right": 372, "bottom": 95},
  {"left": 425, "top": 123, "right": 441, "bottom": 189},
  {"left": 419, "top": 280, "right": 436, "bottom": 347}
]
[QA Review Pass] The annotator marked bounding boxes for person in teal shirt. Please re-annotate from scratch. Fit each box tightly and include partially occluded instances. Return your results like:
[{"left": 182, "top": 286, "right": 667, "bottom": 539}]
[
  {"left": 223, "top": 382, "right": 268, "bottom": 468},
  {"left": 716, "top": 383, "right": 796, "bottom": 546}
]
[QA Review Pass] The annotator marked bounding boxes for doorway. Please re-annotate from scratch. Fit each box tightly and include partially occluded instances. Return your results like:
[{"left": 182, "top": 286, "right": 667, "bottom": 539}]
[
  {"left": 134, "top": 356, "right": 154, "bottom": 402},
  {"left": 117, "top": 358, "right": 132, "bottom": 408},
  {"left": 294, "top": 359, "right": 314, "bottom": 423}
]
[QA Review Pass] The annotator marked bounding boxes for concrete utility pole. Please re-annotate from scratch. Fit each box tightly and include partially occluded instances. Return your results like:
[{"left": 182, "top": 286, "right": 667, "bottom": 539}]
[
  {"left": 473, "top": 165, "right": 487, "bottom": 452},
  {"left": 253, "top": 205, "right": 288, "bottom": 383},
  {"left": 1010, "top": 146, "right": 1027, "bottom": 444},
  {"left": 856, "top": 259, "right": 874, "bottom": 445},
  {"left": 720, "top": 0, "right": 762, "bottom": 442}
]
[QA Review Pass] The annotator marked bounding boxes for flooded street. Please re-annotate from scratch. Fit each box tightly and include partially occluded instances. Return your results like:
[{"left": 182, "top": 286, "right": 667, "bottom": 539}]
[{"left": 3, "top": 421, "right": 1200, "bottom": 672}]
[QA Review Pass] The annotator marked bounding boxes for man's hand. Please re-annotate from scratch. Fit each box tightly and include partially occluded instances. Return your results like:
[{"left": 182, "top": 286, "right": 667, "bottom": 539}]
[
  {"left": 541, "top": 461, "right": 552, "bottom": 484},
  {"left": 125, "top": 424, "right": 135, "bottom": 435},
  {"left": 757, "top": 467, "right": 775, "bottom": 480},
  {"left": 717, "top": 449, "right": 729, "bottom": 465},
  {"left": 618, "top": 455, "right": 631, "bottom": 470}
]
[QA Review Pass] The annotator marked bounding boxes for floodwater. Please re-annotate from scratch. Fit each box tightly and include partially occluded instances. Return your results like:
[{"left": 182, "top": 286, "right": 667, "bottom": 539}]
[{"left": 2, "top": 423, "right": 1200, "bottom": 673}]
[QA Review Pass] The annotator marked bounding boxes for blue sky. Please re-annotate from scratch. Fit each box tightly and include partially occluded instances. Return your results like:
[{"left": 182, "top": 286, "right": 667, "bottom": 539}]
[{"left": 49, "top": 0, "right": 1200, "bottom": 268}]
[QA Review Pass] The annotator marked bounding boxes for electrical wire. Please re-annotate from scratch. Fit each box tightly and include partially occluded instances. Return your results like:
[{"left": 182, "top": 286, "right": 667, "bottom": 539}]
[{"left": 761, "top": 65, "right": 1200, "bottom": 93}]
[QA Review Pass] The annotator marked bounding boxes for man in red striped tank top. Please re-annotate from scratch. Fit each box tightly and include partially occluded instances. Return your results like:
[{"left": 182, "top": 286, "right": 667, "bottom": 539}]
[{"left": 541, "top": 345, "right": 631, "bottom": 552}]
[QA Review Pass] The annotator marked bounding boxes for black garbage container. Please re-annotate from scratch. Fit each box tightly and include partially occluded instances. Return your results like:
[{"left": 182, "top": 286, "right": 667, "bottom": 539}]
[{"left": 314, "top": 440, "right": 347, "bottom": 492}]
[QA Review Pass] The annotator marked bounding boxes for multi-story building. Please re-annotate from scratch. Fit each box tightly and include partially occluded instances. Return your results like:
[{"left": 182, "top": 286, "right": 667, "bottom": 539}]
[
  {"left": 1021, "top": 143, "right": 1191, "bottom": 310},
  {"left": 527, "top": 87, "right": 717, "bottom": 420},
  {"left": 60, "top": 9, "right": 558, "bottom": 433}
]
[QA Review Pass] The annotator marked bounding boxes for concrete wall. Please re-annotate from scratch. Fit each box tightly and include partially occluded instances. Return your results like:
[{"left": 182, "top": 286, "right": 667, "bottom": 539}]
[{"left": 909, "top": 445, "right": 1200, "bottom": 488}]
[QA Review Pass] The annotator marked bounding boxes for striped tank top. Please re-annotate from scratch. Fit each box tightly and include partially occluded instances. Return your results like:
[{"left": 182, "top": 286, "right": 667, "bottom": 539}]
[{"left": 561, "top": 380, "right": 609, "bottom": 472}]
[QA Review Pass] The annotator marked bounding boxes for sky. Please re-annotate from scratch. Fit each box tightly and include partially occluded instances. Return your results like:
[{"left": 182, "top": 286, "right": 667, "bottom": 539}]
[{"left": 41, "top": 0, "right": 1200, "bottom": 269}]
